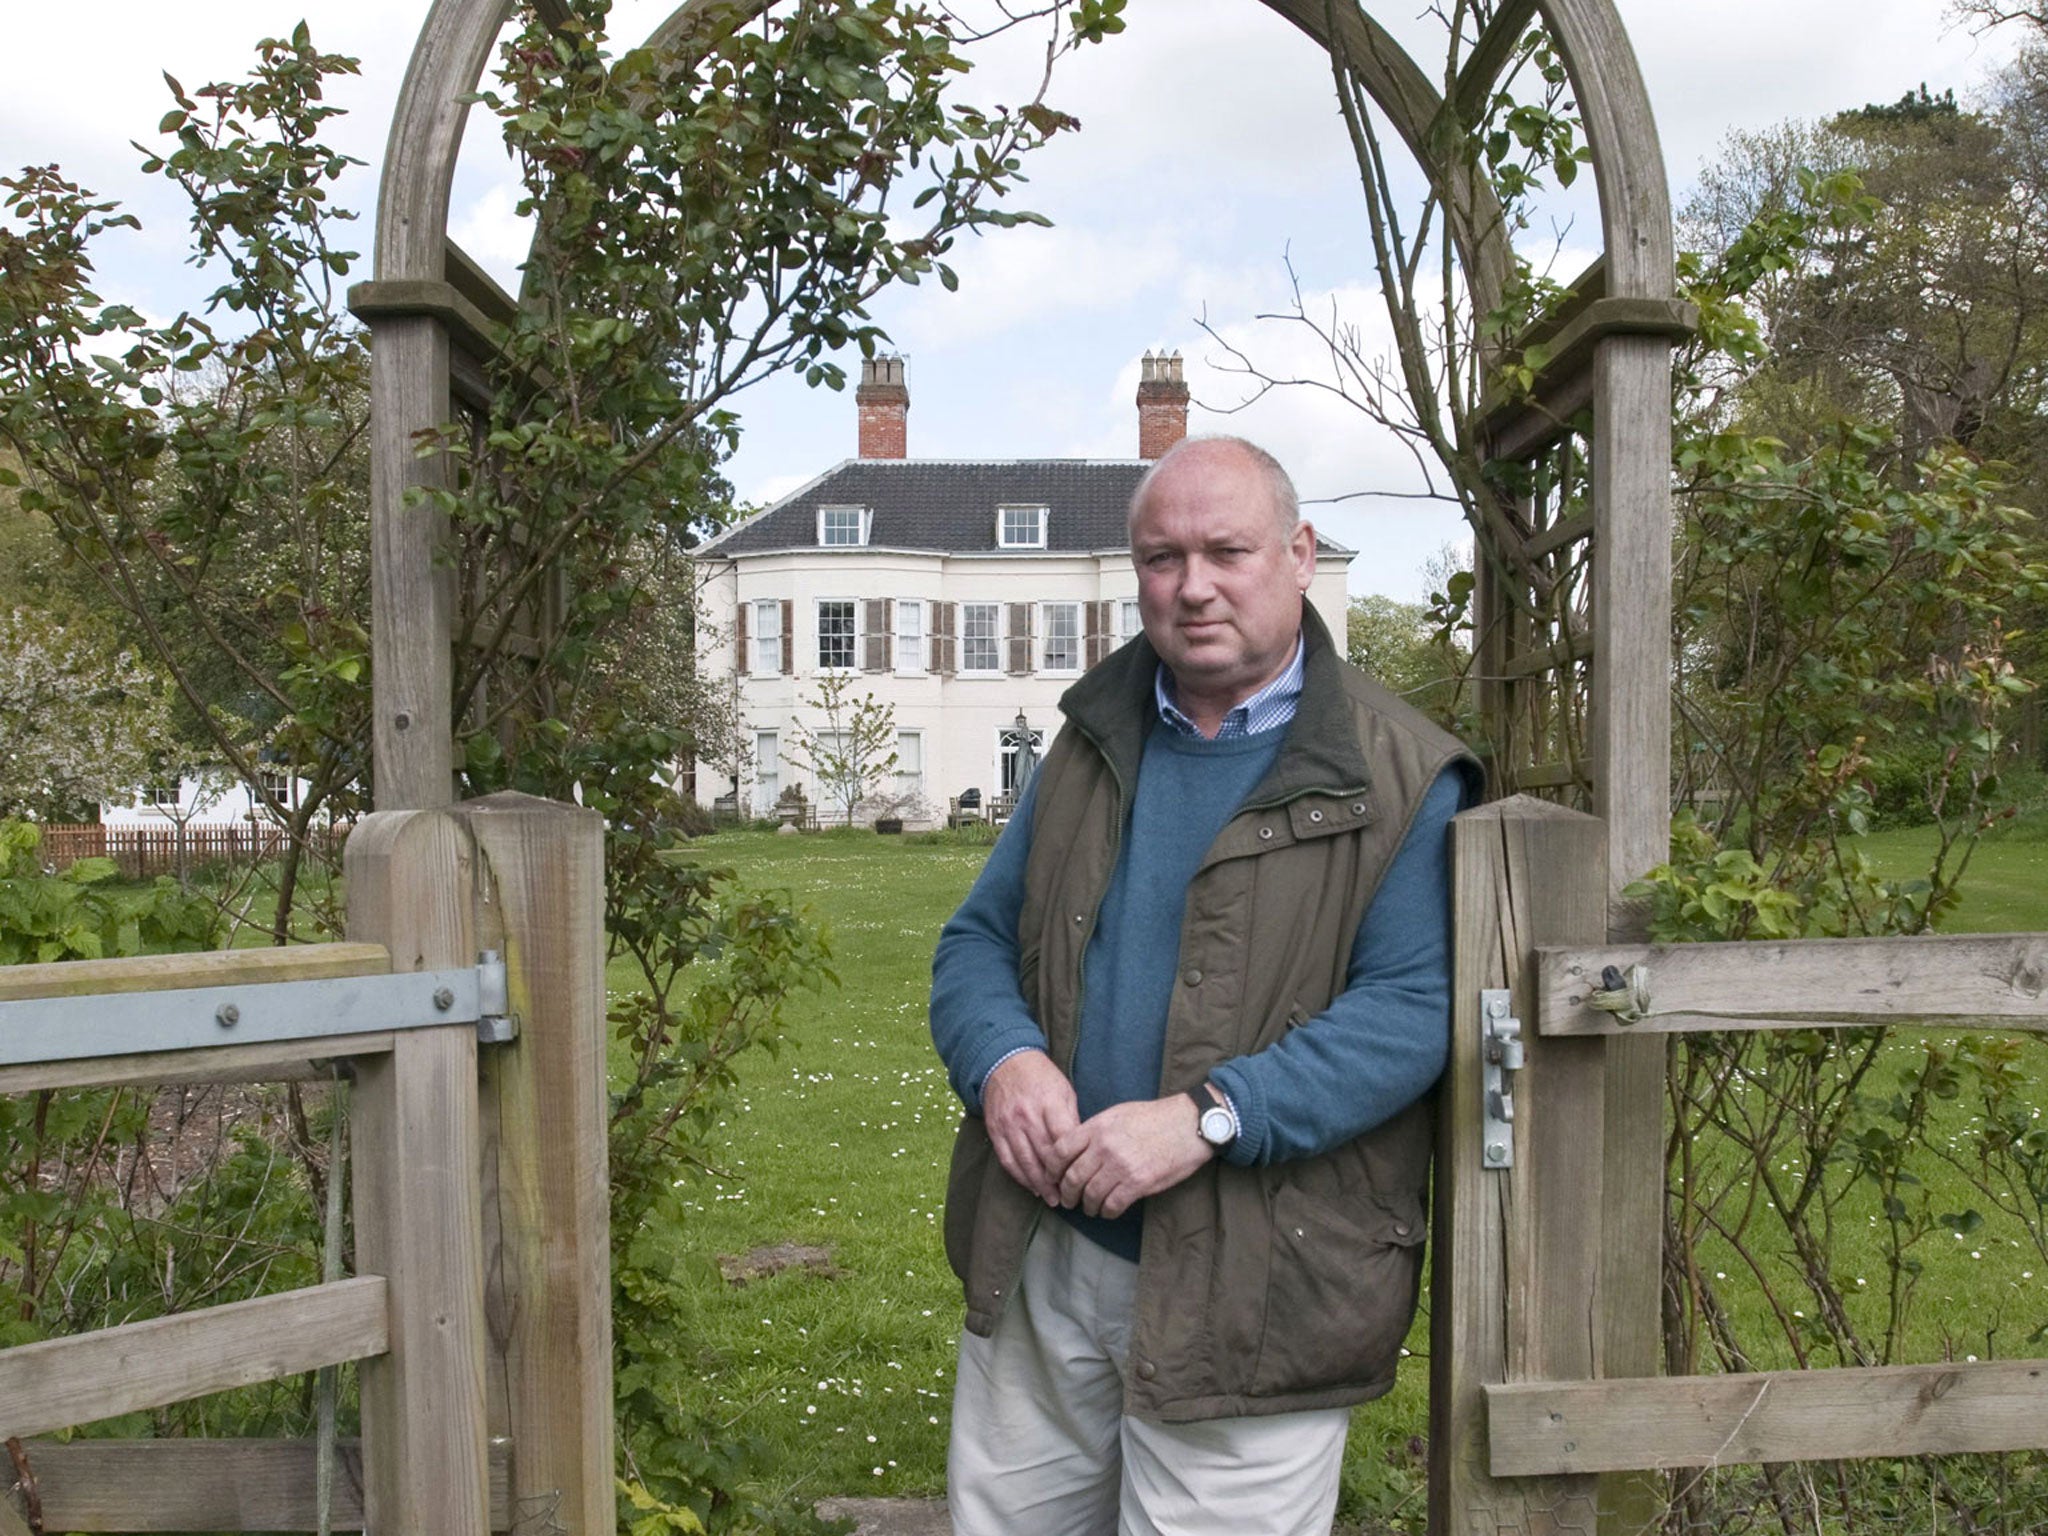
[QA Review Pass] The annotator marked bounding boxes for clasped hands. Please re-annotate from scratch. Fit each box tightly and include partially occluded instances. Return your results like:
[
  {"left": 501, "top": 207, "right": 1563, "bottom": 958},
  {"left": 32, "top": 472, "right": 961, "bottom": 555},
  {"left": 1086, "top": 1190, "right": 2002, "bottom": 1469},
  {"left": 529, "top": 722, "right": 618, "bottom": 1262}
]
[{"left": 981, "top": 1049, "right": 1214, "bottom": 1220}]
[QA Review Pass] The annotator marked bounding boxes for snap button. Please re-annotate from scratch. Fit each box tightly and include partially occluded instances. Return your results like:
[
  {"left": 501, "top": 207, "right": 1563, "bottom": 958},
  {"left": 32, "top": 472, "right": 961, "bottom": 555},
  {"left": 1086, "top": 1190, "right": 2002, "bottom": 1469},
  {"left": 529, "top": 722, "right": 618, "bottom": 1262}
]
[
  {"left": 1074, "top": 913, "right": 1085, "bottom": 924},
  {"left": 1136, "top": 1359, "right": 1157, "bottom": 1381},
  {"left": 1394, "top": 1223, "right": 1412, "bottom": 1238},
  {"left": 1351, "top": 802, "right": 1366, "bottom": 816},
  {"left": 1308, "top": 809, "right": 1325, "bottom": 824},
  {"left": 1183, "top": 968, "right": 1203, "bottom": 987},
  {"left": 1258, "top": 826, "right": 1274, "bottom": 841}
]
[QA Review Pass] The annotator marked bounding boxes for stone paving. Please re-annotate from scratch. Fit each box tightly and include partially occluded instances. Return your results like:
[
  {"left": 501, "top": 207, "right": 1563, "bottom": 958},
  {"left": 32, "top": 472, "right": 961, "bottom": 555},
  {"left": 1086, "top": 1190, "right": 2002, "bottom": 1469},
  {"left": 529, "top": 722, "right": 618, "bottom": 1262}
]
[{"left": 815, "top": 1497, "right": 952, "bottom": 1534}]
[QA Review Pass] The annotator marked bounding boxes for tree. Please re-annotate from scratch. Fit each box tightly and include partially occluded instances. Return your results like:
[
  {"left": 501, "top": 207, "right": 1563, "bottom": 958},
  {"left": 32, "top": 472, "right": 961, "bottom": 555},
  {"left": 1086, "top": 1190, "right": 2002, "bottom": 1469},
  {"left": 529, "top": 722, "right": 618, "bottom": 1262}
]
[
  {"left": 0, "top": 607, "right": 182, "bottom": 821},
  {"left": 1953, "top": 0, "right": 2048, "bottom": 35},
  {"left": 1194, "top": 11, "right": 1594, "bottom": 788},
  {"left": 1, "top": 34, "right": 376, "bottom": 935},
  {"left": 1675, "top": 68, "right": 2048, "bottom": 779},
  {"left": 787, "top": 671, "right": 899, "bottom": 825},
  {"left": 1345, "top": 592, "right": 1467, "bottom": 728}
]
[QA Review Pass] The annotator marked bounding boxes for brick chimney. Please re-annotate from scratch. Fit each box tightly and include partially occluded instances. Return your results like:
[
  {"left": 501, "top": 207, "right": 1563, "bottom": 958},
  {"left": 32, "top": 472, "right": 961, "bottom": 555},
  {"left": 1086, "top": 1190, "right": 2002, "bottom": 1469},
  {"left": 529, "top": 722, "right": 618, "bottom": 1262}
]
[
  {"left": 857, "top": 356, "right": 909, "bottom": 459},
  {"left": 1137, "top": 350, "right": 1189, "bottom": 459}
]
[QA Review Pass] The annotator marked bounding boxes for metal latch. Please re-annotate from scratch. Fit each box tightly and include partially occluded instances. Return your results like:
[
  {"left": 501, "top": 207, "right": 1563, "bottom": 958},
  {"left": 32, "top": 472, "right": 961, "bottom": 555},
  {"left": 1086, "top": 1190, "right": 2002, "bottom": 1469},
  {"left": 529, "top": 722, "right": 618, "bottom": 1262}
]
[{"left": 1480, "top": 989, "right": 1524, "bottom": 1169}]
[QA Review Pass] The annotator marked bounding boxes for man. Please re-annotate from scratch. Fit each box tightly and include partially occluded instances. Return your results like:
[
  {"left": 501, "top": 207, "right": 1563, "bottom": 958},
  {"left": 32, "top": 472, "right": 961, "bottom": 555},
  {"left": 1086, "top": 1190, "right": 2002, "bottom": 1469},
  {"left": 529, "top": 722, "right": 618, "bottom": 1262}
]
[{"left": 930, "top": 435, "right": 1476, "bottom": 1535}]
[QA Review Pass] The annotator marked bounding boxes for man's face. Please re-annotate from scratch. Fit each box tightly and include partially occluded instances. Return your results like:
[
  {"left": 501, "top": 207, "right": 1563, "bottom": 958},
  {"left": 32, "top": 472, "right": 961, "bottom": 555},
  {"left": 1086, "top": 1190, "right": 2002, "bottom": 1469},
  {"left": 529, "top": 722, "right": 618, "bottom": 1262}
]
[{"left": 1129, "top": 444, "right": 1316, "bottom": 717}]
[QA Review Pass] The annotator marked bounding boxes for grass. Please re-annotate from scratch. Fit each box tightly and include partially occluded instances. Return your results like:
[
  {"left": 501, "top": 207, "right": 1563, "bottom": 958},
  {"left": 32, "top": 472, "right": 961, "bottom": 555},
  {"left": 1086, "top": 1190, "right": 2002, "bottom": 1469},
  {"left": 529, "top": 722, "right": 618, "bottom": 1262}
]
[
  {"left": 1859, "top": 811, "right": 2048, "bottom": 933},
  {"left": 636, "top": 829, "right": 986, "bottom": 1505}
]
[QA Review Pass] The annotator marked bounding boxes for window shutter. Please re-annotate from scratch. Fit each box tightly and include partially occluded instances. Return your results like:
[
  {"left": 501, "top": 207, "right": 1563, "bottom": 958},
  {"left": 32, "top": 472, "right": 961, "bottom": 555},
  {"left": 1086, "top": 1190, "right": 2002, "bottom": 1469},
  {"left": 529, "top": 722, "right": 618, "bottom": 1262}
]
[
  {"left": 883, "top": 599, "right": 895, "bottom": 671},
  {"left": 736, "top": 601, "right": 750, "bottom": 675},
  {"left": 1084, "top": 601, "right": 1106, "bottom": 667},
  {"left": 1007, "top": 603, "right": 1032, "bottom": 675},
  {"left": 935, "top": 602, "right": 958, "bottom": 675},
  {"left": 780, "top": 599, "right": 794, "bottom": 675},
  {"left": 863, "top": 599, "right": 889, "bottom": 672}
]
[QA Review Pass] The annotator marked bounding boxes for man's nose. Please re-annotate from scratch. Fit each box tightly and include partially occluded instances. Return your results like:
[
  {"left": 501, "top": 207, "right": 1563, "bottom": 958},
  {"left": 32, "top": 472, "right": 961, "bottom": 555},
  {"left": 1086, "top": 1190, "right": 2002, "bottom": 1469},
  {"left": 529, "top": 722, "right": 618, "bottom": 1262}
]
[{"left": 1180, "top": 556, "right": 1219, "bottom": 602}]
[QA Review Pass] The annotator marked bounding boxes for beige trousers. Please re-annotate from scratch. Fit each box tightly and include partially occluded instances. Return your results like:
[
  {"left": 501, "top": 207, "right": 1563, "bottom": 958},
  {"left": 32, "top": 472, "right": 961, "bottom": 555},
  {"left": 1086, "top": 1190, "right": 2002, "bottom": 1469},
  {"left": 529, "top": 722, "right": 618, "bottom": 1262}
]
[{"left": 948, "top": 1216, "right": 1350, "bottom": 1536}]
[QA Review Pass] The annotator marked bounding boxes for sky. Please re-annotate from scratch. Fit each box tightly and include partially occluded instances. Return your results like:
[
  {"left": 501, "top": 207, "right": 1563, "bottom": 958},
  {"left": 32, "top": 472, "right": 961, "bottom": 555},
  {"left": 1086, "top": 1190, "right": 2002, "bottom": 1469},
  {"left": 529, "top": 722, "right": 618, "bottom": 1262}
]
[{"left": 1, "top": 0, "right": 2024, "bottom": 600}]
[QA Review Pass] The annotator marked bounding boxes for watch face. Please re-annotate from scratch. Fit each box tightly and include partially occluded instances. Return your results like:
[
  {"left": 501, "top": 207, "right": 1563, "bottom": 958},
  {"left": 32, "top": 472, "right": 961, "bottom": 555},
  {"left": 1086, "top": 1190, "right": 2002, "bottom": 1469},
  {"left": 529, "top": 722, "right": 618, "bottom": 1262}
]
[{"left": 1200, "top": 1106, "right": 1234, "bottom": 1145}]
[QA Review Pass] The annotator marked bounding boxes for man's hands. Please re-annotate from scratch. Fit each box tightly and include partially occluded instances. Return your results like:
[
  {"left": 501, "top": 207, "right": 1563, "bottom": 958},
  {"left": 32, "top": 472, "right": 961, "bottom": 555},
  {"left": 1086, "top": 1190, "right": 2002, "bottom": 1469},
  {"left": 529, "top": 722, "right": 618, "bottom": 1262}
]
[
  {"left": 982, "top": 1050, "right": 1080, "bottom": 1206},
  {"left": 985, "top": 1053, "right": 1217, "bottom": 1216},
  {"left": 1054, "top": 1097, "right": 1214, "bottom": 1220}
]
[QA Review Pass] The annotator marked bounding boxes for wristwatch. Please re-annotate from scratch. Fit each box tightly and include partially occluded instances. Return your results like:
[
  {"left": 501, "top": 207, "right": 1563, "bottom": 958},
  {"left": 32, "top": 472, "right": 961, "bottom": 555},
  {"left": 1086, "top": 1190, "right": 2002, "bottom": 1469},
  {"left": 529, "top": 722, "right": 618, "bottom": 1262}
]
[{"left": 1186, "top": 1085, "right": 1235, "bottom": 1154}]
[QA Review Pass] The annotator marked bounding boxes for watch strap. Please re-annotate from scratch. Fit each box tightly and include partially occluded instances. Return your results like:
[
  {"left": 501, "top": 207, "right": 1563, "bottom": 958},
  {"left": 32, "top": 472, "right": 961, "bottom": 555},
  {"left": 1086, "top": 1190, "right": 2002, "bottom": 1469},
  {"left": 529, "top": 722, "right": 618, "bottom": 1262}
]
[{"left": 1185, "top": 1084, "right": 1233, "bottom": 1151}]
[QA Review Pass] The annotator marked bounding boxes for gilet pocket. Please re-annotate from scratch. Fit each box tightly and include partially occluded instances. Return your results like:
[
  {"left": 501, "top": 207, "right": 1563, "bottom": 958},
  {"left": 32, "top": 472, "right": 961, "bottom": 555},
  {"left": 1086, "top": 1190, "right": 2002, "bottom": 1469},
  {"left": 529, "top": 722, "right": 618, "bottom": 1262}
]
[{"left": 1250, "top": 1183, "right": 1427, "bottom": 1398}]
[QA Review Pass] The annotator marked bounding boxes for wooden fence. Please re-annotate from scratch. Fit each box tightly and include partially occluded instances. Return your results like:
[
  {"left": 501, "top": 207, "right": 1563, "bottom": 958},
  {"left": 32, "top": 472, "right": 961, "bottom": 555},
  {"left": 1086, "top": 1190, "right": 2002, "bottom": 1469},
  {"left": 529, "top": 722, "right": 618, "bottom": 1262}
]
[
  {"left": 0, "top": 794, "right": 612, "bottom": 1534},
  {"left": 34, "top": 823, "right": 342, "bottom": 880}
]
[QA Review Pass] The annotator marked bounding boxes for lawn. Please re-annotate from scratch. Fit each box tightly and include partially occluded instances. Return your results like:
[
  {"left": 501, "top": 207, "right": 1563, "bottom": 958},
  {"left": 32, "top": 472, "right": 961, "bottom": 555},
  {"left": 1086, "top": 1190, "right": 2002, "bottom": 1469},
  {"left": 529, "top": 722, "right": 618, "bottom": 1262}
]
[
  {"left": 656, "top": 817, "right": 2048, "bottom": 1524},
  {"left": 1859, "top": 811, "right": 2048, "bottom": 933},
  {"left": 636, "top": 829, "right": 989, "bottom": 1507}
]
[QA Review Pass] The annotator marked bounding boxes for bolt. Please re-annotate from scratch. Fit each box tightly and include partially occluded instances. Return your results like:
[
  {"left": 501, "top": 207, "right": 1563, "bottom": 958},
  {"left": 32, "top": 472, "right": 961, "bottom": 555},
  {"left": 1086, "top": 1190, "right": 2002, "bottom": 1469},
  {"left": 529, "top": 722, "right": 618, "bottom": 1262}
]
[
  {"left": 1487, "top": 996, "right": 1508, "bottom": 1020},
  {"left": 393, "top": 710, "right": 412, "bottom": 731},
  {"left": 433, "top": 986, "right": 455, "bottom": 1012},
  {"left": 216, "top": 1003, "right": 240, "bottom": 1029},
  {"left": 1485, "top": 1142, "right": 1508, "bottom": 1164}
]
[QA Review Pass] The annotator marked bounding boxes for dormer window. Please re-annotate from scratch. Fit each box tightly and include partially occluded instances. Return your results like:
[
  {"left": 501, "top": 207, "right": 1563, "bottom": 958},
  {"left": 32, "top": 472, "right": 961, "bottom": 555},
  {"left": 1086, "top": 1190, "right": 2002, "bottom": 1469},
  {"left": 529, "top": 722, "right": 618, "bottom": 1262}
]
[
  {"left": 819, "top": 505, "right": 871, "bottom": 546},
  {"left": 997, "top": 504, "right": 1048, "bottom": 549}
]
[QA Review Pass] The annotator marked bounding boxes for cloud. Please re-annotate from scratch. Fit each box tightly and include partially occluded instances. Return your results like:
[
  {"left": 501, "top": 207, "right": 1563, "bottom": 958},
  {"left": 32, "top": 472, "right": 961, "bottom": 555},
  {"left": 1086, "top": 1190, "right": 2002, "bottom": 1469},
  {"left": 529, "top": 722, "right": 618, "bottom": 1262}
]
[
  {"left": 886, "top": 221, "right": 1188, "bottom": 351},
  {"left": 1622, "top": 0, "right": 2020, "bottom": 184},
  {"left": 448, "top": 182, "right": 536, "bottom": 294}
]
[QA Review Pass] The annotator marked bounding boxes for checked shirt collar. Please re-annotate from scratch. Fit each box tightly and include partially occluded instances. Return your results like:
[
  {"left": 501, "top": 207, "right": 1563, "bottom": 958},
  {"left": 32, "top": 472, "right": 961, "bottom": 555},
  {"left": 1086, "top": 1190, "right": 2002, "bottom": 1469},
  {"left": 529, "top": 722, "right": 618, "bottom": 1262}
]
[{"left": 1153, "top": 634, "right": 1305, "bottom": 739}]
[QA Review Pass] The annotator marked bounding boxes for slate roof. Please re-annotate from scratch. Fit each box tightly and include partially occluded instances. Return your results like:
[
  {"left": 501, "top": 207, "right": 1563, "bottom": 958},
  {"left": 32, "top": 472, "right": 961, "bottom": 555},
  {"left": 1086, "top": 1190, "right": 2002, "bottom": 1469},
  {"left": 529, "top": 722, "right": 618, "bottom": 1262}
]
[
  {"left": 699, "top": 458, "right": 1357, "bottom": 562},
  {"left": 701, "top": 459, "right": 1149, "bottom": 557}
]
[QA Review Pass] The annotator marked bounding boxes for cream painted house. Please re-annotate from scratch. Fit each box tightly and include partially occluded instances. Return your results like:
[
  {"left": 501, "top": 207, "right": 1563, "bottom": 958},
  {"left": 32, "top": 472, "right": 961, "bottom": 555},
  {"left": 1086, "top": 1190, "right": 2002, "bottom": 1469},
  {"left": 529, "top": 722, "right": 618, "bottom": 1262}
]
[{"left": 693, "top": 355, "right": 1354, "bottom": 825}]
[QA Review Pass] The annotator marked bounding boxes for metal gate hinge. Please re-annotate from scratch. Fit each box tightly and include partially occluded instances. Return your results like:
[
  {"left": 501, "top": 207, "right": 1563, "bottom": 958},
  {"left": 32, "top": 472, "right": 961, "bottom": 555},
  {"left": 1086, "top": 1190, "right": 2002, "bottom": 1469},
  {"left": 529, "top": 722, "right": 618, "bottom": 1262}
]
[
  {"left": 475, "top": 949, "right": 515, "bottom": 1044},
  {"left": 1480, "top": 989, "right": 1524, "bottom": 1170},
  {"left": 0, "top": 951, "right": 520, "bottom": 1070}
]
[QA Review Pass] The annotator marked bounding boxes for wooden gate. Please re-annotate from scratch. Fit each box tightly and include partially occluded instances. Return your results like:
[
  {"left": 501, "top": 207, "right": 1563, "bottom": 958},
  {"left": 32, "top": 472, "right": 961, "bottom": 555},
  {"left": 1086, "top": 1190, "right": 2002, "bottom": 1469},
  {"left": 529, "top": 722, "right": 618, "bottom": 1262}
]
[
  {"left": 1435, "top": 800, "right": 2048, "bottom": 1532},
  {"left": 0, "top": 794, "right": 610, "bottom": 1535}
]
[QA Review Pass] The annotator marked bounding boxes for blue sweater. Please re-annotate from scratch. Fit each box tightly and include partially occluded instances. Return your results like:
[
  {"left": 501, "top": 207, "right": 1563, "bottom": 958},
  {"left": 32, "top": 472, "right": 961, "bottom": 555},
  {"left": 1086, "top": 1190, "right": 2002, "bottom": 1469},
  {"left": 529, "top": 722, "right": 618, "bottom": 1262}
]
[{"left": 930, "top": 736, "right": 1463, "bottom": 1256}]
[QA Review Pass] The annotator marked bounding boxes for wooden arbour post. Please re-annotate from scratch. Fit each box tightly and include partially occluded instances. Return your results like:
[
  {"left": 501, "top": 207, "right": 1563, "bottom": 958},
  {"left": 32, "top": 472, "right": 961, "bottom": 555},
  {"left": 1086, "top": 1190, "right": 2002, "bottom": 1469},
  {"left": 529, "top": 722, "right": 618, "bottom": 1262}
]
[{"left": 357, "top": 3, "right": 1689, "bottom": 1533}]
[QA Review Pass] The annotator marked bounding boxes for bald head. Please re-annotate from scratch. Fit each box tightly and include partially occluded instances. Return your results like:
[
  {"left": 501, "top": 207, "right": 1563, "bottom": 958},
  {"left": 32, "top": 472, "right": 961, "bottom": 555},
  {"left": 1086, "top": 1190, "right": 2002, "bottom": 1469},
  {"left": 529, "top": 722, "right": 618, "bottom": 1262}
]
[{"left": 1130, "top": 435, "right": 1300, "bottom": 537}]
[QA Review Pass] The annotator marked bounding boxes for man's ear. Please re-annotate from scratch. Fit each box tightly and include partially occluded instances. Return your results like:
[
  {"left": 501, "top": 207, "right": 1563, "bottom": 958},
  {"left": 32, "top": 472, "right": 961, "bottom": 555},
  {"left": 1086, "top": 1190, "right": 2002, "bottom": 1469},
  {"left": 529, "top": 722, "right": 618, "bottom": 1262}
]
[{"left": 1290, "top": 520, "right": 1318, "bottom": 589}]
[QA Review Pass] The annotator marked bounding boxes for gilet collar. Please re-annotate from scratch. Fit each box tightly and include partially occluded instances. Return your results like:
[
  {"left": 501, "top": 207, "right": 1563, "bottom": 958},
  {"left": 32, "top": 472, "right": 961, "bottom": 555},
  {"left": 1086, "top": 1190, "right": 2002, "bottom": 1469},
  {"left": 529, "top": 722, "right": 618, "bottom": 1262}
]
[{"left": 1056, "top": 602, "right": 1374, "bottom": 808}]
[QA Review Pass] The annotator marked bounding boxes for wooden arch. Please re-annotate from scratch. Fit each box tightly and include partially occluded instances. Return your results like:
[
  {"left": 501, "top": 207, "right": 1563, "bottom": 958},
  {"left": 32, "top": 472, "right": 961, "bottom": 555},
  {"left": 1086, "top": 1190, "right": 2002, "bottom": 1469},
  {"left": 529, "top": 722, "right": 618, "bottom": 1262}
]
[{"left": 350, "top": 6, "right": 1691, "bottom": 1530}]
